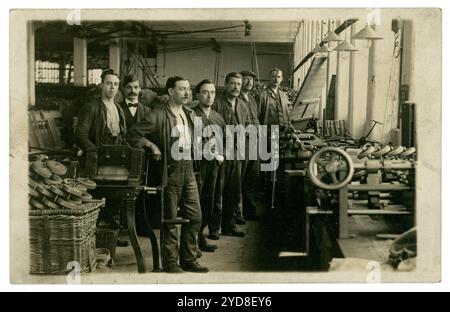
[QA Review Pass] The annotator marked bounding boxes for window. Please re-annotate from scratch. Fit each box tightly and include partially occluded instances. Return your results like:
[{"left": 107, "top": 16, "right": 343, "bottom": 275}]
[
  {"left": 35, "top": 60, "right": 74, "bottom": 84},
  {"left": 88, "top": 69, "right": 103, "bottom": 85}
]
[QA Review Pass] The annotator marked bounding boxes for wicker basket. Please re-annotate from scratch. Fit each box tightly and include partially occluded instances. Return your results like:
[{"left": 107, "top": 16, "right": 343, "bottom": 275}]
[{"left": 29, "top": 199, "right": 105, "bottom": 274}]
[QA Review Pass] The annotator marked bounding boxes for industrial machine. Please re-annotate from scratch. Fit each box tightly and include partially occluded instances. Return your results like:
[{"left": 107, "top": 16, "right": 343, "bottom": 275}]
[
  {"left": 271, "top": 123, "right": 416, "bottom": 270},
  {"left": 81, "top": 144, "right": 162, "bottom": 273}
]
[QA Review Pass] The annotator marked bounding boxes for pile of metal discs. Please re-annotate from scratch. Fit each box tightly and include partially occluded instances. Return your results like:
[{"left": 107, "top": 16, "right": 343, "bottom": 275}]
[{"left": 29, "top": 159, "right": 97, "bottom": 210}]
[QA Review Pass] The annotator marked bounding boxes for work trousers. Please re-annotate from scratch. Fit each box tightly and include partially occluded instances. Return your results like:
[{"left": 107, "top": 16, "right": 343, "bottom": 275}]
[
  {"left": 237, "top": 135, "right": 262, "bottom": 219},
  {"left": 241, "top": 157, "right": 262, "bottom": 218},
  {"left": 162, "top": 160, "right": 202, "bottom": 267},
  {"left": 216, "top": 158, "right": 242, "bottom": 232},
  {"left": 197, "top": 159, "right": 221, "bottom": 240}
]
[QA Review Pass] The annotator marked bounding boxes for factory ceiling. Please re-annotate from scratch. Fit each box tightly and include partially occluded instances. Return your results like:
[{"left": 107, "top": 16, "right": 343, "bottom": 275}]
[{"left": 34, "top": 20, "right": 301, "bottom": 46}]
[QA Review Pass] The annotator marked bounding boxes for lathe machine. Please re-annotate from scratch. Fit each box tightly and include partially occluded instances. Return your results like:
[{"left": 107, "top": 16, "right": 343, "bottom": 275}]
[{"left": 271, "top": 124, "right": 416, "bottom": 269}]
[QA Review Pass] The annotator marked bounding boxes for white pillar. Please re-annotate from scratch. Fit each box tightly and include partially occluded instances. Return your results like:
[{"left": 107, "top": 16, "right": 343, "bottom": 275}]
[
  {"left": 335, "top": 29, "right": 350, "bottom": 121},
  {"left": 73, "top": 37, "right": 87, "bottom": 86},
  {"left": 365, "top": 29, "right": 378, "bottom": 139},
  {"left": 411, "top": 9, "right": 440, "bottom": 278},
  {"left": 350, "top": 21, "right": 369, "bottom": 138},
  {"left": 401, "top": 20, "right": 415, "bottom": 102},
  {"left": 109, "top": 39, "right": 121, "bottom": 75}
]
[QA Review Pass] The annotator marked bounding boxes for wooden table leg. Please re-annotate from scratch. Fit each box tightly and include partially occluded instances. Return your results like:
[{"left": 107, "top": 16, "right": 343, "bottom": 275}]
[{"left": 125, "top": 192, "right": 146, "bottom": 273}]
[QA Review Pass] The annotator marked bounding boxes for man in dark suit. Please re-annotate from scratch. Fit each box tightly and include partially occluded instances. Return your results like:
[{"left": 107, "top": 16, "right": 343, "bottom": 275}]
[
  {"left": 192, "top": 79, "right": 225, "bottom": 252},
  {"left": 239, "top": 70, "right": 263, "bottom": 220},
  {"left": 119, "top": 74, "right": 152, "bottom": 128},
  {"left": 212, "top": 72, "right": 250, "bottom": 238}
]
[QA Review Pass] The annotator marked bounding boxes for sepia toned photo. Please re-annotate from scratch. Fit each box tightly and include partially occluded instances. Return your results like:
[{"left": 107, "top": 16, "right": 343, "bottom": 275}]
[{"left": 9, "top": 8, "right": 441, "bottom": 284}]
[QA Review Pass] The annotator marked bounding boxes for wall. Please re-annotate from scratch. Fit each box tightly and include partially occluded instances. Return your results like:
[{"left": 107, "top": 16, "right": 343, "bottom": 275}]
[
  {"left": 153, "top": 42, "right": 293, "bottom": 87},
  {"left": 292, "top": 13, "right": 403, "bottom": 141},
  {"left": 293, "top": 19, "right": 341, "bottom": 121}
]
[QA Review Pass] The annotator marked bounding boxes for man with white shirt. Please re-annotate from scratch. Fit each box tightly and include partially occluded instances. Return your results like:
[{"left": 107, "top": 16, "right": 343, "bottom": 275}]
[
  {"left": 119, "top": 74, "right": 152, "bottom": 129},
  {"left": 76, "top": 69, "right": 127, "bottom": 248},
  {"left": 76, "top": 69, "right": 126, "bottom": 151},
  {"left": 127, "top": 76, "right": 208, "bottom": 273}
]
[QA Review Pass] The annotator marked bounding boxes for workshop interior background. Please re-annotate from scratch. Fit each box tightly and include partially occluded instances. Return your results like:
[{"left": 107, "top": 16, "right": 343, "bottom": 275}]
[{"left": 10, "top": 9, "right": 442, "bottom": 282}]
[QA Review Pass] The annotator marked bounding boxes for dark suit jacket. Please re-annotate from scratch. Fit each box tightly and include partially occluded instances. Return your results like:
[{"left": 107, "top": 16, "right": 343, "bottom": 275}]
[
  {"left": 257, "top": 88, "right": 290, "bottom": 125},
  {"left": 212, "top": 94, "right": 250, "bottom": 126},
  {"left": 75, "top": 98, "right": 126, "bottom": 151},
  {"left": 126, "top": 103, "right": 199, "bottom": 187},
  {"left": 119, "top": 101, "right": 152, "bottom": 129}
]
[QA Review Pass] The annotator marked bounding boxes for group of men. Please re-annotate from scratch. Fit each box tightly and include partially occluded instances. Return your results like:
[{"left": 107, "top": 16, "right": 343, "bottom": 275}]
[{"left": 75, "top": 67, "right": 291, "bottom": 273}]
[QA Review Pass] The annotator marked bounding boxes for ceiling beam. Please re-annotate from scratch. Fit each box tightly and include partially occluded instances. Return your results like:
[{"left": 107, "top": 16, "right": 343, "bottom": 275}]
[{"left": 164, "top": 36, "right": 294, "bottom": 43}]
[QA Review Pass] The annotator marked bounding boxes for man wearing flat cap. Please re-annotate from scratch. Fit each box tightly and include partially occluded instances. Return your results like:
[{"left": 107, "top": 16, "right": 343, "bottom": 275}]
[
  {"left": 119, "top": 74, "right": 152, "bottom": 129},
  {"left": 239, "top": 70, "right": 262, "bottom": 221}
]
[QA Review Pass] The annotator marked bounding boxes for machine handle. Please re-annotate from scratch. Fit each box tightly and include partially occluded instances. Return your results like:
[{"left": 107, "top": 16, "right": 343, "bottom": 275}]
[{"left": 308, "top": 147, "right": 355, "bottom": 190}]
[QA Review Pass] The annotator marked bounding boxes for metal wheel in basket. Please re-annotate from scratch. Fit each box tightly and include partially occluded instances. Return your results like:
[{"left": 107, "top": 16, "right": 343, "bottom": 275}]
[
  {"left": 62, "top": 184, "right": 83, "bottom": 198},
  {"left": 77, "top": 178, "right": 97, "bottom": 190},
  {"left": 42, "top": 197, "right": 60, "bottom": 210},
  {"left": 47, "top": 160, "right": 67, "bottom": 176},
  {"left": 36, "top": 185, "right": 54, "bottom": 199},
  {"left": 69, "top": 197, "right": 83, "bottom": 205},
  {"left": 29, "top": 177, "right": 41, "bottom": 188},
  {"left": 30, "top": 199, "right": 45, "bottom": 210},
  {"left": 49, "top": 185, "right": 67, "bottom": 198},
  {"left": 29, "top": 187, "right": 41, "bottom": 199},
  {"left": 31, "top": 161, "right": 53, "bottom": 179},
  {"left": 81, "top": 192, "right": 94, "bottom": 203},
  {"left": 57, "top": 198, "right": 79, "bottom": 210}
]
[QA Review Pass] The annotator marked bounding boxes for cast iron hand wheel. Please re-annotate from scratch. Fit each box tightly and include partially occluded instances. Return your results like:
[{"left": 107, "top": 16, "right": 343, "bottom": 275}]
[{"left": 308, "top": 147, "right": 355, "bottom": 190}]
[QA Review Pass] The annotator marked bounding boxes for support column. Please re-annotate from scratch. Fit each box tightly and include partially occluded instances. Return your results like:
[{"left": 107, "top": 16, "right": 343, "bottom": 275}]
[
  {"left": 401, "top": 20, "right": 415, "bottom": 104},
  {"left": 350, "top": 21, "right": 369, "bottom": 138},
  {"left": 335, "top": 30, "right": 350, "bottom": 121},
  {"left": 365, "top": 30, "right": 377, "bottom": 139},
  {"left": 109, "top": 39, "right": 121, "bottom": 75},
  {"left": 348, "top": 25, "right": 356, "bottom": 136},
  {"left": 73, "top": 37, "right": 87, "bottom": 86},
  {"left": 366, "top": 23, "right": 401, "bottom": 143},
  {"left": 27, "top": 21, "right": 35, "bottom": 106}
]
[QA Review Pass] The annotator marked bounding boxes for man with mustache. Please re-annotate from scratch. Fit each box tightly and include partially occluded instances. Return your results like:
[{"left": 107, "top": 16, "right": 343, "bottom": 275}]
[
  {"left": 115, "top": 74, "right": 153, "bottom": 247},
  {"left": 127, "top": 76, "right": 208, "bottom": 273},
  {"left": 239, "top": 70, "right": 263, "bottom": 221},
  {"left": 119, "top": 74, "right": 152, "bottom": 129},
  {"left": 211, "top": 72, "right": 249, "bottom": 238},
  {"left": 192, "top": 79, "right": 225, "bottom": 253},
  {"left": 258, "top": 68, "right": 290, "bottom": 126},
  {"left": 257, "top": 68, "right": 291, "bottom": 209}
]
